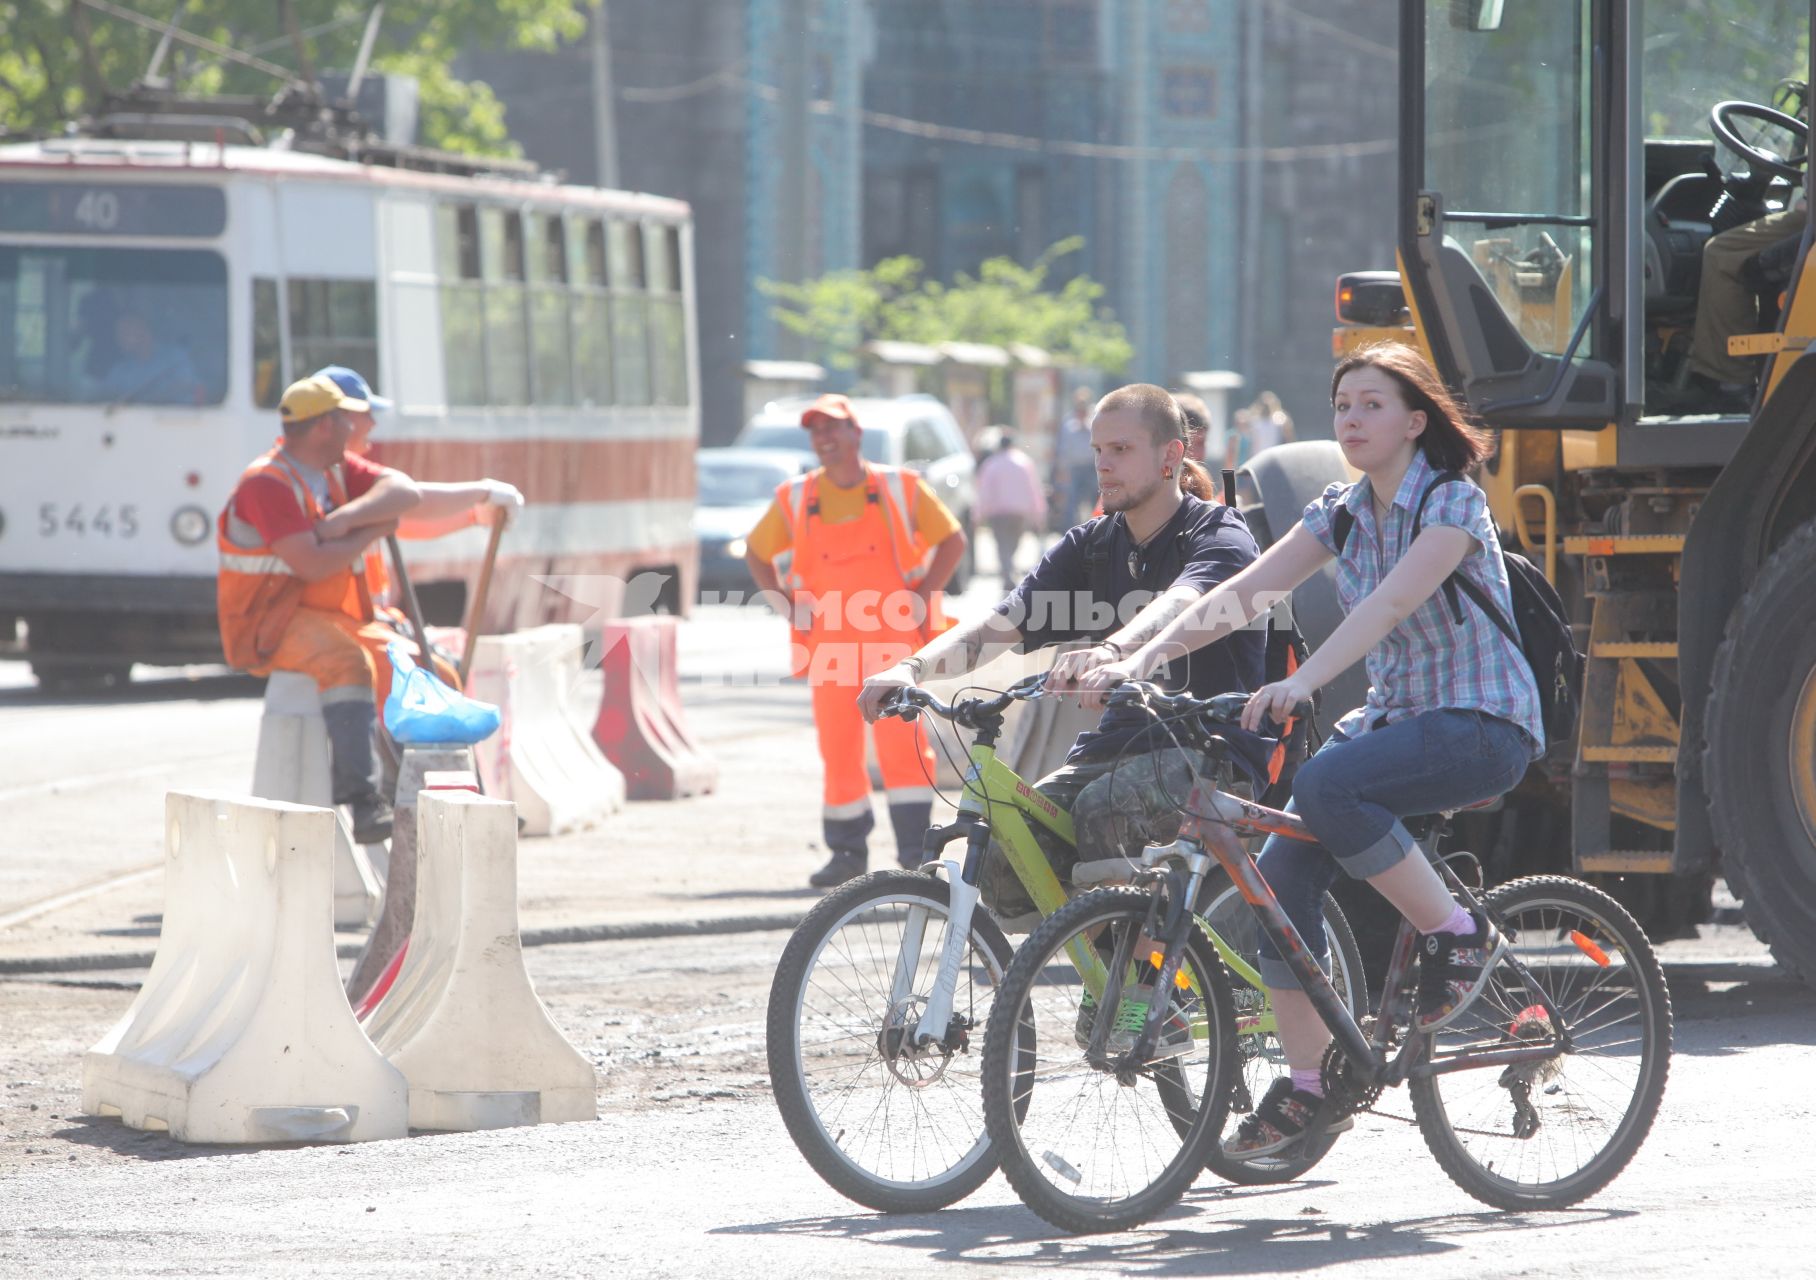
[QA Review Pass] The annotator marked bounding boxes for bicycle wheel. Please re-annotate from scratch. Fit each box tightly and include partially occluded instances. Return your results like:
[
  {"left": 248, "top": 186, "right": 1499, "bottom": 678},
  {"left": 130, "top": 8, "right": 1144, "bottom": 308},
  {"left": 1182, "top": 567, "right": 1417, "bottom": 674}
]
[
  {"left": 766, "top": 870, "right": 1014, "bottom": 1212},
  {"left": 980, "top": 887, "right": 1238, "bottom": 1233},
  {"left": 1409, "top": 875, "right": 1672, "bottom": 1210},
  {"left": 1194, "top": 871, "right": 1368, "bottom": 1185}
]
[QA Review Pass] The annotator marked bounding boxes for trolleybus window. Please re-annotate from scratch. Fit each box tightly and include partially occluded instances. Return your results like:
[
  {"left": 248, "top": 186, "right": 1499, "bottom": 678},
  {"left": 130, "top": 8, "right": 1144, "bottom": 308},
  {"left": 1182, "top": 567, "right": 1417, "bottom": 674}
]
[
  {"left": 288, "top": 279, "right": 379, "bottom": 391},
  {"left": 607, "top": 219, "right": 651, "bottom": 406},
  {"left": 647, "top": 223, "right": 687, "bottom": 406},
  {"left": 482, "top": 207, "right": 530, "bottom": 406},
  {"left": 437, "top": 204, "right": 487, "bottom": 406},
  {"left": 0, "top": 246, "right": 225, "bottom": 405},
  {"left": 252, "top": 277, "right": 282, "bottom": 408},
  {"left": 530, "top": 213, "right": 575, "bottom": 406},
  {"left": 573, "top": 217, "right": 614, "bottom": 408}
]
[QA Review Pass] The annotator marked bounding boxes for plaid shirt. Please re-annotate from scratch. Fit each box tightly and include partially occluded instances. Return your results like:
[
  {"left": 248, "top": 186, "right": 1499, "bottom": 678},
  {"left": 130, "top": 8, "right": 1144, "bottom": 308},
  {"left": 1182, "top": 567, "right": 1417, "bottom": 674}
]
[{"left": 1300, "top": 451, "right": 1545, "bottom": 756}]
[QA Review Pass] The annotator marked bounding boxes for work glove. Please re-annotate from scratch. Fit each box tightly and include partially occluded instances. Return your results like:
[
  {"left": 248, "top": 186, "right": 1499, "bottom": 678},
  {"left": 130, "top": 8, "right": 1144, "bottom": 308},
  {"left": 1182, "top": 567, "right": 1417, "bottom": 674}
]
[{"left": 480, "top": 479, "right": 525, "bottom": 526}]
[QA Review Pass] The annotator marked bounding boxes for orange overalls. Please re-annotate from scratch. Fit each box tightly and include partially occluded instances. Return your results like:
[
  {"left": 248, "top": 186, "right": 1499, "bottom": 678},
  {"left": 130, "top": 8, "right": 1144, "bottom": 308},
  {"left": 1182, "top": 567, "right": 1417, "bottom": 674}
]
[
  {"left": 216, "top": 448, "right": 419, "bottom": 712},
  {"left": 778, "top": 464, "right": 947, "bottom": 861}
]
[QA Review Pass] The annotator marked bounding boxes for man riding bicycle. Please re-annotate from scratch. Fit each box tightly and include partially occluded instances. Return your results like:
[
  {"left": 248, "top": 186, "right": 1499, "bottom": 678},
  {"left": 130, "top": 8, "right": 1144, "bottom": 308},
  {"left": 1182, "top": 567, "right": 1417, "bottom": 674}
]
[{"left": 859, "top": 383, "right": 1270, "bottom": 926}]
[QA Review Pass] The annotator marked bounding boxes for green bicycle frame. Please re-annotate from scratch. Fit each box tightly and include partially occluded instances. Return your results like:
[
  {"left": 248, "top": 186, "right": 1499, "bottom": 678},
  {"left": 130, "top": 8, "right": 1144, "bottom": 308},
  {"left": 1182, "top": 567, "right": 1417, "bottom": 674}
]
[{"left": 954, "top": 738, "right": 1274, "bottom": 1031}]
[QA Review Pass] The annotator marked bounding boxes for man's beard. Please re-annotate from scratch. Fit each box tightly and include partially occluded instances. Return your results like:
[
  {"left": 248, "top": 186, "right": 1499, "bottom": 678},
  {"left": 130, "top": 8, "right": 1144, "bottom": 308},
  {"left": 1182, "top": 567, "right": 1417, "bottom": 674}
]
[{"left": 1100, "top": 474, "right": 1163, "bottom": 513}]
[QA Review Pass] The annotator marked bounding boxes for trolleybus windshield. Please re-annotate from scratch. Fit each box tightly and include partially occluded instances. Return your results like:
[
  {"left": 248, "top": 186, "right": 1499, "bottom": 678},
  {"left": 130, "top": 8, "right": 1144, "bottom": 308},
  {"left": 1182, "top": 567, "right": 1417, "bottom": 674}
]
[{"left": 0, "top": 246, "right": 228, "bottom": 406}]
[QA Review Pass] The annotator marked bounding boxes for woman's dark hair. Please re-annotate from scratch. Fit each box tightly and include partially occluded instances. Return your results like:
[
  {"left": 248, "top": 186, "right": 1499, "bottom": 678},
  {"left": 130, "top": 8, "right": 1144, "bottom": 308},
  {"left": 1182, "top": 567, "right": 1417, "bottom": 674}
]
[
  {"left": 1329, "top": 341, "right": 1494, "bottom": 472},
  {"left": 1094, "top": 382, "right": 1216, "bottom": 500}
]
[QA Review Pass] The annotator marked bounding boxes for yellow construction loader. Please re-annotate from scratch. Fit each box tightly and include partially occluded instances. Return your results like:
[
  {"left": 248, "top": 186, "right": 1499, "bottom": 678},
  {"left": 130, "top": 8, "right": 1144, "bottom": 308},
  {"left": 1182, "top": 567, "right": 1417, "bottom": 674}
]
[{"left": 1255, "top": 2, "right": 1816, "bottom": 981}]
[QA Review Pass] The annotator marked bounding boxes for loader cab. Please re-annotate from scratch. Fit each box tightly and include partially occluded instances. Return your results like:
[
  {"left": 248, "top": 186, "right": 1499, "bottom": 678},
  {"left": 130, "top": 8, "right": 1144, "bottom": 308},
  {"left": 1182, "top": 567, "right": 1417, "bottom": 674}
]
[{"left": 1393, "top": 0, "right": 1812, "bottom": 451}]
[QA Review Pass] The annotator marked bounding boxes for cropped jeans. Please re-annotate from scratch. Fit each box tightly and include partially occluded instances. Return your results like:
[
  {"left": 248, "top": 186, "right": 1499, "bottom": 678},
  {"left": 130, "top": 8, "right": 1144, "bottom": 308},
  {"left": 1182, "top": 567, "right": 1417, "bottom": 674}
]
[{"left": 1255, "top": 707, "right": 1532, "bottom": 990}]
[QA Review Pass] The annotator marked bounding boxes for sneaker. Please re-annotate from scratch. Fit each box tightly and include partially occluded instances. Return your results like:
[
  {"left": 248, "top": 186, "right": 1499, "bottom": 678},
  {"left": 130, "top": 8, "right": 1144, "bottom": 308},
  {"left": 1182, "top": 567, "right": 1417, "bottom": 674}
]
[
  {"left": 808, "top": 850, "right": 866, "bottom": 889},
  {"left": 1073, "top": 991, "right": 1099, "bottom": 1050},
  {"left": 348, "top": 794, "right": 394, "bottom": 845},
  {"left": 1222, "top": 1078, "right": 1353, "bottom": 1159},
  {"left": 1105, "top": 983, "right": 1194, "bottom": 1059},
  {"left": 1416, "top": 909, "right": 1510, "bottom": 1033}
]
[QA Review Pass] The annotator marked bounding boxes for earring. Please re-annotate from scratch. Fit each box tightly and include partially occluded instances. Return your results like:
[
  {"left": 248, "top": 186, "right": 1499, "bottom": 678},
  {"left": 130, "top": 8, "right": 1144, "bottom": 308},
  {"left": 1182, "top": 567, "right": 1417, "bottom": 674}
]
[{"left": 1163, "top": 465, "right": 1173, "bottom": 478}]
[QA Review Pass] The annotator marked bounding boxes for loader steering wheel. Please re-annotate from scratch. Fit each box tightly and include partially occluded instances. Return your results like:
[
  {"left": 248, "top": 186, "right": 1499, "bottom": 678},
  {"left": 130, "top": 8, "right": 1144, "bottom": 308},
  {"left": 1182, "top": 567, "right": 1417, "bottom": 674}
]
[{"left": 1711, "top": 100, "right": 1809, "bottom": 185}]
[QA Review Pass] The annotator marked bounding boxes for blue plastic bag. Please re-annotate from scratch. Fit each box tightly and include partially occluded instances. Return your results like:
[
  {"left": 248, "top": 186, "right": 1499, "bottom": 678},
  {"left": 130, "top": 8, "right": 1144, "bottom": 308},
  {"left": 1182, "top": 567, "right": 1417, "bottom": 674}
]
[{"left": 383, "top": 641, "right": 501, "bottom": 745}]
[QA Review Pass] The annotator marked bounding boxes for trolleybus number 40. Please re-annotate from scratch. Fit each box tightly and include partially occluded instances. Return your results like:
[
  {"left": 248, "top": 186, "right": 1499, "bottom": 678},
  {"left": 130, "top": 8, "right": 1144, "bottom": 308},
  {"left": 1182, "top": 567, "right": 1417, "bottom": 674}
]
[{"left": 38, "top": 504, "right": 139, "bottom": 538}]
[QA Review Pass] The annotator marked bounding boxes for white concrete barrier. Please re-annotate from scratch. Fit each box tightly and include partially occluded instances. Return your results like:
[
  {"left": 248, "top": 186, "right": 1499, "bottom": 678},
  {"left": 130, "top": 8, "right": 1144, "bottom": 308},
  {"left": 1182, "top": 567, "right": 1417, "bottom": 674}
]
[
  {"left": 469, "top": 625, "right": 625, "bottom": 836},
  {"left": 345, "top": 745, "right": 476, "bottom": 1007},
  {"left": 250, "top": 670, "right": 383, "bottom": 929},
  {"left": 362, "top": 790, "right": 597, "bottom": 1131},
  {"left": 82, "top": 792, "right": 408, "bottom": 1144}
]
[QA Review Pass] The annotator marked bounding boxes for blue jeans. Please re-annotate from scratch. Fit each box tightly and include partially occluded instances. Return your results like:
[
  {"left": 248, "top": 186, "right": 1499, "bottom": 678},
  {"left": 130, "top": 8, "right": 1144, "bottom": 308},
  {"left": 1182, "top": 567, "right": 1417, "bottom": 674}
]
[{"left": 1255, "top": 708, "right": 1531, "bottom": 990}]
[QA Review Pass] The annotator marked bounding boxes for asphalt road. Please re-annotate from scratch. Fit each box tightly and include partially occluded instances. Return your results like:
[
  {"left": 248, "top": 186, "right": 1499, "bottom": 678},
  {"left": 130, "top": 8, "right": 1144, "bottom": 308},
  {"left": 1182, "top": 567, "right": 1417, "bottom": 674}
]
[{"left": 2, "top": 932, "right": 1811, "bottom": 1278}]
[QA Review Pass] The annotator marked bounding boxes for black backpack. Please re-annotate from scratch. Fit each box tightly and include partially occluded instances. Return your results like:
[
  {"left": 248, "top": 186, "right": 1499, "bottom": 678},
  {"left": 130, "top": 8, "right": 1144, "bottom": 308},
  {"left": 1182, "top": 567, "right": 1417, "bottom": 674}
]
[
  {"left": 1081, "top": 472, "right": 1314, "bottom": 789},
  {"left": 1332, "top": 471, "right": 1584, "bottom": 751}
]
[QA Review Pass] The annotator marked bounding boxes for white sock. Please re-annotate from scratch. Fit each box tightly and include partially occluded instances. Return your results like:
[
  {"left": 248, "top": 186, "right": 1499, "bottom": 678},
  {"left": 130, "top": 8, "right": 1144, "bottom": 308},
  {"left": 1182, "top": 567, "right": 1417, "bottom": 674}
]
[{"left": 1432, "top": 902, "right": 1473, "bottom": 939}]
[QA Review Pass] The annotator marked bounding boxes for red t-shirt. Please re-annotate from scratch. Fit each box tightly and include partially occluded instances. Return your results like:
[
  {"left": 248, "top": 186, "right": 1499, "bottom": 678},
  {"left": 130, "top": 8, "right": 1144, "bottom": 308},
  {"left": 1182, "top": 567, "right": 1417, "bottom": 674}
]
[{"left": 232, "top": 452, "right": 389, "bottom": 545}]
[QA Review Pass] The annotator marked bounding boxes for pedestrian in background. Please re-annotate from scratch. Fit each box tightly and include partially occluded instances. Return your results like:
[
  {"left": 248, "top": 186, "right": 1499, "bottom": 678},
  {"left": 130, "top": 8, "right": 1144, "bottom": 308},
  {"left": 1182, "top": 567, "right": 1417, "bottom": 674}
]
[
  {"left": 743, "top": 394, "right": 968, "bottom": 888},
  {"left": 973, "top": 429, "right": 1047, "bottom": 587},
  {"left": 1053, "top": 386, "right": 1098, "bottom": 530},
  {"left": 1173, "top": 390, "right": 1221, "bottom": 466}
]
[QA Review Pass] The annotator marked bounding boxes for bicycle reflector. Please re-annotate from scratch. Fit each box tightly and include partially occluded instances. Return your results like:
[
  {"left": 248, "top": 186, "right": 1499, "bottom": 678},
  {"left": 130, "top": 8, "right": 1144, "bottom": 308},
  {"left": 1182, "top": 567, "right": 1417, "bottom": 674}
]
[
  {"left": 1149, "top": 951, "right": 1193, "bottom": 989},
  {"left": 1569, "top": 930, "right": 1612, "bottom": 967}
]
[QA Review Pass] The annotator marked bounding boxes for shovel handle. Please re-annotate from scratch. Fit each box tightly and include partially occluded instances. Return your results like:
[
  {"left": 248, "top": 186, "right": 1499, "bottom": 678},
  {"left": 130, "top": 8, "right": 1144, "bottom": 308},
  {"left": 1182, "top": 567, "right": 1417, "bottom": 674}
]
[{"left": 458, "top": 515, "right": 506, "bottom": 689}]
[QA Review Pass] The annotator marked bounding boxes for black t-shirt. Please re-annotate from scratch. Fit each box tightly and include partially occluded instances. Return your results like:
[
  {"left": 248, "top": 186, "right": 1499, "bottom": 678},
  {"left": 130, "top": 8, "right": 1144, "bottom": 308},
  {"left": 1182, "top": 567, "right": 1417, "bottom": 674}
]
[{"left": 994, "top": 495, "right": 1270, "bottom": 775}]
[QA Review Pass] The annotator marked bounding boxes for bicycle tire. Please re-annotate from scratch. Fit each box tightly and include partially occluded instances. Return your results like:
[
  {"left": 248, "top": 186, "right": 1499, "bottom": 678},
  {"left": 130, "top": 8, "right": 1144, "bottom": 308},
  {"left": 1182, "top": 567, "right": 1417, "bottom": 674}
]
[
  {"left": 1408, "top": 875, "right": 1672, "bottom": 1210},
  {"left": 1194, "top": 872, "right": 1368, "bottom": 1185},
  {"left": 766, "top": 870, "right": 1014, "bottom": 1212},
  {"left": 980, "top": 887, "right": 1238, "bottom": 1234}
]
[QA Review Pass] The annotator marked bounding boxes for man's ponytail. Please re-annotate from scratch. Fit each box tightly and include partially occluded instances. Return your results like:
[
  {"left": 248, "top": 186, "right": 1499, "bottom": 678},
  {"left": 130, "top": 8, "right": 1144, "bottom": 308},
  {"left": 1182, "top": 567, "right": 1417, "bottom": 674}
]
[{"left": 1178, "top": 458, "right": 1215, "bottom": 500}]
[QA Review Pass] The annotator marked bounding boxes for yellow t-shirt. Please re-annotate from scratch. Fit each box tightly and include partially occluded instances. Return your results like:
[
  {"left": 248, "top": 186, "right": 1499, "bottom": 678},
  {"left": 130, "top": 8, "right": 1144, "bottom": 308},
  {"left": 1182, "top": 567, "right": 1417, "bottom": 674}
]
[{"left": 746, "top": 468, "right": 961, "bottom": 565}]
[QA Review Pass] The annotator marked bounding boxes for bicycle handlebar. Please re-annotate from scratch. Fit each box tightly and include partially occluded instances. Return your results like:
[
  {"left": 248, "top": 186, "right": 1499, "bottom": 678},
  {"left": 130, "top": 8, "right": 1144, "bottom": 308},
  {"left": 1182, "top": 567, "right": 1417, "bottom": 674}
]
[
  {"left": 1103, "top": 681, "right": 1314, "bottom": 729},
  {"left": 878, "top": 670, "right": 1050, "bottom": 729},
  {"left": 880, "top": 673, "right": 1309, "bottom": 734}
]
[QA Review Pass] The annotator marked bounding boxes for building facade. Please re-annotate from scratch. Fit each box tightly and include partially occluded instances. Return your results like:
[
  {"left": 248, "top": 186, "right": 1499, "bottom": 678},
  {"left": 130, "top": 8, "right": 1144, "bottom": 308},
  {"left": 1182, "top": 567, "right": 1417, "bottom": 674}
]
[{"left": 464, "top": 0, "right": 1398, "bottom": 443}]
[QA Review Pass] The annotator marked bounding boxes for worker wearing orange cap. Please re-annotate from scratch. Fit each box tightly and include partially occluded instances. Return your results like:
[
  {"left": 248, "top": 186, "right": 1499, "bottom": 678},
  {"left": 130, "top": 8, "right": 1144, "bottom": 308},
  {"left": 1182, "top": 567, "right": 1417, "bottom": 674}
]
[{"left": 745, "top": 394, "right": 969, "bottom": 887}]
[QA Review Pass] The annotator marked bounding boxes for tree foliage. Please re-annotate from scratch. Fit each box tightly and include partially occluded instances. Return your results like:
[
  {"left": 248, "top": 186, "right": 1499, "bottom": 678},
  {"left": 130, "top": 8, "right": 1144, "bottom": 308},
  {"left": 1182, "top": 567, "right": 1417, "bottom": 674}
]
[
  {"left": 0, "top": 0, "right": 591, "bottom": 156},
  {"left": 761, "top": 238, "right": 1132, "bottom": 373}
]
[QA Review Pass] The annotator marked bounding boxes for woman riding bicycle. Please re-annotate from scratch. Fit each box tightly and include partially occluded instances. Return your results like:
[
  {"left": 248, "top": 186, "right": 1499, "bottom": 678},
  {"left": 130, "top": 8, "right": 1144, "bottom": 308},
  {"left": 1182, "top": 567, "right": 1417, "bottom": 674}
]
[{"left": 1078, "top": 341, "right": 1545, "bottom": 1159}]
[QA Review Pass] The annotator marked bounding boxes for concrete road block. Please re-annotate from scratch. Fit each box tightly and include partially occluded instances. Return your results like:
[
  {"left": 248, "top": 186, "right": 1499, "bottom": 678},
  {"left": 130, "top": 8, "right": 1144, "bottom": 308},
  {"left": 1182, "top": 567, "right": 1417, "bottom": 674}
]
[
  {"left": 251, "top": 671, "right": 382, "bottom": 929},
  {"left": 363, "top": 791, "right": 597, "bottom": 1130},
  {"left": 81, "top": 792, "right": 408, "bottom": 1144},
  {"left": 469, "top": 625, "right": 625, "bottom": 836},
  {"left": 345, "top": 746, "right": 476, "bottom": 1006}
]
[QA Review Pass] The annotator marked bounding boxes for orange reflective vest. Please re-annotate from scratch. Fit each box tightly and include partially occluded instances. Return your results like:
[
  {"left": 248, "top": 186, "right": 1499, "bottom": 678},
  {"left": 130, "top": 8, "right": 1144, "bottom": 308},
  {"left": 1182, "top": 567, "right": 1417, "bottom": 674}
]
[
  {"left": 216, "top": 448, "right": 371, "bottom": 671},
  {"left": 775, "top": 464, "right": 949, "bottom": 678}
]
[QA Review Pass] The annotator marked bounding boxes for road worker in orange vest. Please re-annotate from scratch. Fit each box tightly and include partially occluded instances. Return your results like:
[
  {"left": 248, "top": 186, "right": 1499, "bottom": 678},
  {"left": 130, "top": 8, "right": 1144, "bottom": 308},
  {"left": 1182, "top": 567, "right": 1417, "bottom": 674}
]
[
  {"left": 744, "top": 393, "right": 969, "bottom": 888},
  {"left": 313, "top": 364, "right": 523, "bottom": 620},
  {"left": 216, "top": 374, "right": 520, "bottom": 843}
]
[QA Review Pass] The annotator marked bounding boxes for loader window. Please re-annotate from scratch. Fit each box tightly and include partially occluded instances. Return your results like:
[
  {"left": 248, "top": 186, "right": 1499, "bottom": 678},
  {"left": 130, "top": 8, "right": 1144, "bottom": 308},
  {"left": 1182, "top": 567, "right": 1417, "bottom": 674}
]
[{"left": 1421, "top": 0, "right": 1598, "bottom": 357}]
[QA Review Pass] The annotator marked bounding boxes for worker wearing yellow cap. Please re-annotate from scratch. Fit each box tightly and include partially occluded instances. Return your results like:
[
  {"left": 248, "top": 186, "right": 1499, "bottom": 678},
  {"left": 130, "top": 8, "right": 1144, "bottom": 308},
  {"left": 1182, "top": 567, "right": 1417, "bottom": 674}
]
[{"left": 215, "top": 375, "right": 443, "bottom": 842}]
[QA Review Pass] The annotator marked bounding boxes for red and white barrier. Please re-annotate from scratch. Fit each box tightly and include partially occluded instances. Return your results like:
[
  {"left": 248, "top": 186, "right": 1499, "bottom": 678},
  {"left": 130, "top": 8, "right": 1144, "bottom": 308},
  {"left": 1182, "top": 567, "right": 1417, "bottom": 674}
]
[
  {"left": 82, "top": 793, "right": 408, "bottom": 1144},
  {"left": 361, "top": 790, "right": 597, "bottom": 1130},
  {"left": 592, "top": 616, "right": 718, "bottom": 800},
  {"left": 250, "top": 670, "right": 383, "bottom": 929},
  {"left": 469, "top": 624, "right": 625, "bottom": 835}
]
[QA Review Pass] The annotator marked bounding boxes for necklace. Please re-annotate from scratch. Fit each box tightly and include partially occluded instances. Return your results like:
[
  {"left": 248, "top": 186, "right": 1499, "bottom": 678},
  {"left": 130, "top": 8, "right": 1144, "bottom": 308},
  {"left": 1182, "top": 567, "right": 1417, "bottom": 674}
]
[{"left": 1125, "top": 519, "right": 1161, "bottom": 578}]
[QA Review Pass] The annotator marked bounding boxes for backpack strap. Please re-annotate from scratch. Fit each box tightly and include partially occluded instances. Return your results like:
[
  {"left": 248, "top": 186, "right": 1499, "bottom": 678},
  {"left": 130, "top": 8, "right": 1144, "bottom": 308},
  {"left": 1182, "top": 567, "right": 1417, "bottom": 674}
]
[
  {"left": 1081, "top": 514, "right": 1119, "bottom": 631},
  {"left": 1408, "top": 470, "right": 1526, "bottom": 641}
]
